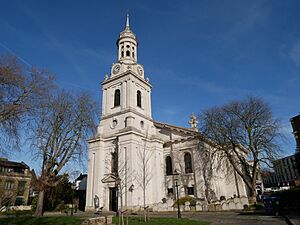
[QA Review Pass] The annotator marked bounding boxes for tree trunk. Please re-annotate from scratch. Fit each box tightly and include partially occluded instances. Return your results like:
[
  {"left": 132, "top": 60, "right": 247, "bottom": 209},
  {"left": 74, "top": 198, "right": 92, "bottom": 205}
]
[
  {"left": 143, "top": 188, "right": 146, "bottom": 223},
  {"left": 248, "top": 188, "right": 257, "bottom": 204},
  {"left": 35, "top": 190, "right": 45, "bottom": 216}
]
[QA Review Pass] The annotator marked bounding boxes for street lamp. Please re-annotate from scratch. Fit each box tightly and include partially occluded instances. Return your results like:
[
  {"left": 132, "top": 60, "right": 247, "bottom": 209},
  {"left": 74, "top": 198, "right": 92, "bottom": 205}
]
[
  {"left": 173, "top": 170, "right": 181, "bottom": 219},
  {"left": 71, "top": 183, "right": 75, "bottom": 216}
]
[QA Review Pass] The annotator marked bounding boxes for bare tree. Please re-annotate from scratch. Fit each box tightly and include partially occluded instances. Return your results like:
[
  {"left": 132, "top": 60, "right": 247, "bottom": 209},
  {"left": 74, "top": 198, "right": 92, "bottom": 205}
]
[
  {"left": 195, "top": 144, "right": 217, "bottom": 203},
  {"left": 199, "top": 96, "right": 281, "bottom": 203},
  {"left": 136, "top": 131, "right": 153, "bottom": 223},
  {"left": 105, "top": 137, "right": 135, "bottom": 225},
  {"left": 29, "top": 91, "right": 97, "bottom": 216},
  {"left": 0, "top": 180, "right": 15, "bottom": 211},
  {"left": 0, "top": 54, "right": 53, "bottom": 155}
]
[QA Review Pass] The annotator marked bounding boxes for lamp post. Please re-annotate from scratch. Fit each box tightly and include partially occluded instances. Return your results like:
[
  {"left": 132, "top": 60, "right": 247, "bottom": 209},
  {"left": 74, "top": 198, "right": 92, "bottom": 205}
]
[
  {"left": 71, "top": 183, "right": 75, "bottom": 216},
  {"left": 173, "top": 170, "right": 181, "bottom": 219}
]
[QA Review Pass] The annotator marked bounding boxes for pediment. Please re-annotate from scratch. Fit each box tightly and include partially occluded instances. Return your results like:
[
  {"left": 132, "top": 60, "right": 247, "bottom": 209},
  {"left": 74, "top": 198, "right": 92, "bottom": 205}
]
[
  {"left": 101, "top": 174, "right": 118, "bottom": 183},
  {"left": 154, "top": 121, "right": 198, "bottom": 136}
]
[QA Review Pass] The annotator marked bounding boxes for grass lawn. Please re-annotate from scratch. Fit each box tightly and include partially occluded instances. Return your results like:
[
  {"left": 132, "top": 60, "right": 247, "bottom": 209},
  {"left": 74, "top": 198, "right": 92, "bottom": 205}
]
[
  {"left": 0, "top": 216, "right": 82, "bottom": 225},
  {"left": 0, "top": 215, "right": 210, "bottom": 225},
  {"left": 113, "top": 217, "right": 211, "bottom": 225}
]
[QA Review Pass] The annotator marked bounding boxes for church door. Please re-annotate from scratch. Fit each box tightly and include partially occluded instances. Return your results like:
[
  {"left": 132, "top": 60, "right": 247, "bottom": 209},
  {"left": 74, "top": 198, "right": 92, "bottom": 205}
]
[{"left": 109, "top": 187, "right": 118, "bottom": 212}]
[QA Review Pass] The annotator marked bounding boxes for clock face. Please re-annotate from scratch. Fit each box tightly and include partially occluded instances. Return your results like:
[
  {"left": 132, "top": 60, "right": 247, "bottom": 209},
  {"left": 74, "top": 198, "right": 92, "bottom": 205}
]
[
  {"left": 113, "top": 64, "right": 120, "bottom": 74},
  {"left": 137, "top": 66, "right": 143, "bottom": 76}
]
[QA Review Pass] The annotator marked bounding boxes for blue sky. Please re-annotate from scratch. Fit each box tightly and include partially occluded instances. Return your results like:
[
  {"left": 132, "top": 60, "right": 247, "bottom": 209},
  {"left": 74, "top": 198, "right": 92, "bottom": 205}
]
[{"left": 1, "top": 0, "right": 299, "bottom": 171}]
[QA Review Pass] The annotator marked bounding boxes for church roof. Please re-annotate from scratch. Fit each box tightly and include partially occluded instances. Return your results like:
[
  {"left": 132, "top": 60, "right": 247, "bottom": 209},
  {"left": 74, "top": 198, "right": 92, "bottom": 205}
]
[
  {"left": 154, "top": 120, "right": 199, "bottom": 135},
  {"left": 153, "top": 120, "right": 231, "bottom": 149},
  {"left": 153, "top": 121, "right": 209, "bottom": 147}
]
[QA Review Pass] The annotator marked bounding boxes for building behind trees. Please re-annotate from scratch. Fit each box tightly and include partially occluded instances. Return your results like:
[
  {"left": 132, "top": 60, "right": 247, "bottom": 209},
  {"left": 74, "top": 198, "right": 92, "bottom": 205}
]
[
  {"left": 0, "top": 158, "right": 31, "bottom": 207},
  {"left": 262, "top": 114, "right": 300, "bottom": 189}
]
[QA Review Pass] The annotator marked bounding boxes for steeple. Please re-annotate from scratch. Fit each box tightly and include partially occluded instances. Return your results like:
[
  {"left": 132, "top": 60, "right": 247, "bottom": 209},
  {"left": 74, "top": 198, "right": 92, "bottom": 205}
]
[
  {"left": 117, "top": 14, "right": 138, "bottom": 64},
  {"left": 125, "top": 13, "right": 130, "bottom": 30}
]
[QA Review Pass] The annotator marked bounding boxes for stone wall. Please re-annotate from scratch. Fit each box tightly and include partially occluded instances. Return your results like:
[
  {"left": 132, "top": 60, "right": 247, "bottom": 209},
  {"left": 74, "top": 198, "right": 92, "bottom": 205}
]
[
  {"left": 82, "top": 215, "right": 114, "bottom": 225},
  {"left": 1, "top": 205, "right": 31, "bottom": 211},
  {"left": 152, "top": 197, "right": 249, "bottom": 212}
]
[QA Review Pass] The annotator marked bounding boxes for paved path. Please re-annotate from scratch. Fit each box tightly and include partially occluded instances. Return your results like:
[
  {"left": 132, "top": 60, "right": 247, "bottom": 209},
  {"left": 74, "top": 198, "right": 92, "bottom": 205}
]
[
  {"left": 64, "top": 210, "right": 296, "bottom": 225},
  {"left": 147, "top": 212, "right": 288, "bottom": 225},
  {"left": 287, "top": 214, "right": 300, "bottom": 225}
]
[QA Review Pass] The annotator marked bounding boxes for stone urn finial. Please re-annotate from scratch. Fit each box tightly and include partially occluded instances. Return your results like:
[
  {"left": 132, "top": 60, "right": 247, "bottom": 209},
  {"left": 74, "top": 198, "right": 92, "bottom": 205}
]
[{"left": 189, "top": 113, "right": 198, "bottom": 131}]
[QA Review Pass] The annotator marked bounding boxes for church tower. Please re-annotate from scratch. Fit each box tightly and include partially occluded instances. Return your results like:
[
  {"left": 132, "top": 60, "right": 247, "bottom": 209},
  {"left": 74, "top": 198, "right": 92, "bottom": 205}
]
[
  {"left": 100, "top": 14, "right": 152, "bottom": 125},
  {"left": 85, "top": 15, "right": 165, "bottom": 212}
]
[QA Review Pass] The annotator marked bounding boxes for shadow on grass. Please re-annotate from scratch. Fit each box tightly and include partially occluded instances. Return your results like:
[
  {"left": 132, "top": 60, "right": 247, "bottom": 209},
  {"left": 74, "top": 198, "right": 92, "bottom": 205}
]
[{"left": 0, "top": 216, "right": 82, "bottom": 225}]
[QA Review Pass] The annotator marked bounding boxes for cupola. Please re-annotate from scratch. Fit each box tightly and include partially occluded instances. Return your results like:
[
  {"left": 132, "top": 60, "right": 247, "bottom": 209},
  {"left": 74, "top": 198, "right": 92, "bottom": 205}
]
[{"left": 117, "top": 14, "right": 138, "bottom": 64}]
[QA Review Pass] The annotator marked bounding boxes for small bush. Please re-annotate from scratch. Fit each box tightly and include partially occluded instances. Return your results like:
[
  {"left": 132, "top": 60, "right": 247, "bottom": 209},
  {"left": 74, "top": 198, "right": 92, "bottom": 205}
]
[
  {"left": 190, "top": 198, "right": 196, "bottom": 206},
  {"left": 55, "top": 202, "right": 66, "bottom": 212},
  {"left": 173, "top": 196, "right": 195, "bottom": 207},
  {"left": 31, "top": 196, "right": 38, "bottom": 212}
]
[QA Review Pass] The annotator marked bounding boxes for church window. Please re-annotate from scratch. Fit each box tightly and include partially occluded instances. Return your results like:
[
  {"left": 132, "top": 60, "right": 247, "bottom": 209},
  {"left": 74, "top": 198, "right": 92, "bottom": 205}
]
[
  {"left": 137, "top": 90, "right": 141, "bottom": 107},
  {"left": 187, "top": 186, "right": 194, "bottom": 195},
  {"left": 111, "top": 151, "right": 118, "bottom": 174},
  {"left": 114, "top": 89, "right": 120, "bottom": 107},
  {"left": 184, "top": 152, "right": 193, "bottom": 173},
  {"left": 132, "top": 47, "right": 134, "bottom": 50},
  {"left": 166, "top": 156, "right": 173, "bottom": 176},
  {"left": 121, "top": 51, "right": 124, "bottom": 57},
  {"left": 126, "top": 50, "right": 130, "bottom": 57},
  {"left": 140, "top": 121, "right": 144, "bottom": 129},
  {"left": 126, "top": 45, "right": 130, "bottom": 48},
  {"left": 132, "top": 52, "right": 135, "bottom": 58}
]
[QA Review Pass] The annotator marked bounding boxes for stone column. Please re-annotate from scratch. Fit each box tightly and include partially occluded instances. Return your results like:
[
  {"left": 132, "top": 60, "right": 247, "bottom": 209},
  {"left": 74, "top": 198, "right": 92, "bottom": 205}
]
[
  {"left": 148, "top": 90, "right": 152, "bottom": 117},
  {"left": 122, "top": 82, "right": 126, "bottom": 109},
  {"left": 102, "top": 88, "right": 107, "bottom": 116}
]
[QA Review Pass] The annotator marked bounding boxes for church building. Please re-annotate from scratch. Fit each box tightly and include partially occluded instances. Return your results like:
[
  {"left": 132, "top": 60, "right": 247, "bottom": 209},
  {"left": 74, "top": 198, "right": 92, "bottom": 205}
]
[{"left": 85, "top": 15, "right": 248, "bottom": 212}]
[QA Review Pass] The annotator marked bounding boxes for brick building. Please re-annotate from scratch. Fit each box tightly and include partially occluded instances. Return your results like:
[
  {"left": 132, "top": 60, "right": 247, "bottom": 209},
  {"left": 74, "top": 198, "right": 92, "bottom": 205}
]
[{"left": 0, "top": 158, "right": 32, "bottom": 206}]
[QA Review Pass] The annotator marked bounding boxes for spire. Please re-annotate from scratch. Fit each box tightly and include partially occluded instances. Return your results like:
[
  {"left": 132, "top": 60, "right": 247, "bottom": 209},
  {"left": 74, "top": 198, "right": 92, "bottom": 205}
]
[
  {"left": 117, "top": 12, "right": 137, "bottom": 64},
  {"left": 125, "top": 13, "right": 130, "bottom": 30}
]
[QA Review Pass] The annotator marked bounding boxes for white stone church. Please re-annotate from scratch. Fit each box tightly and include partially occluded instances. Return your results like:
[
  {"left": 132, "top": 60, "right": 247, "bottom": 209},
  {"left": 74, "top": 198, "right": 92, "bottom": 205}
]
[{"left": 85, "top": 15, "right": 248, "bottom": 212}]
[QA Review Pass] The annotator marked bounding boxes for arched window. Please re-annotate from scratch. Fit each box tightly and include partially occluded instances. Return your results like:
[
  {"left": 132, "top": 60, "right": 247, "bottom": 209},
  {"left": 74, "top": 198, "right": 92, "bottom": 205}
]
[
  {"left": 126, "top": 50, "right": 130, "bottom": 57},
  {"left": 184, "top": 152, "right": 193, "bottom": 173},
  {"left": 132, "top": 52, "right": 135, "bottom": 58},
  {"left": 114, "top": 89, "right": 120, "bottom": 107},
  {"left": 111, "top": 151, "right": 118, "bottom": 174},
  {"left": 121, "top": 46, "right": 124, "bottom": 58},
  {"left": 137, "top": 90, "right": 141, "bottom": 107},
  {"left": 166, "top": 156, "right": 173, "bottom": 175}
]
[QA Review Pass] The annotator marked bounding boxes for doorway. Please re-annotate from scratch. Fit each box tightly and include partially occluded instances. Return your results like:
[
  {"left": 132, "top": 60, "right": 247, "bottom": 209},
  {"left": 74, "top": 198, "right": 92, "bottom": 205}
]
[{"left": 109, "top": 187, "right": 118, "bottom": 212}]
